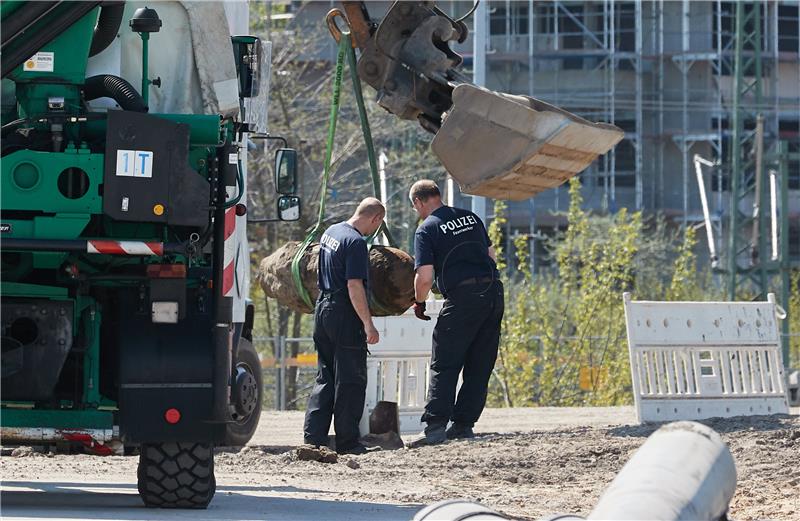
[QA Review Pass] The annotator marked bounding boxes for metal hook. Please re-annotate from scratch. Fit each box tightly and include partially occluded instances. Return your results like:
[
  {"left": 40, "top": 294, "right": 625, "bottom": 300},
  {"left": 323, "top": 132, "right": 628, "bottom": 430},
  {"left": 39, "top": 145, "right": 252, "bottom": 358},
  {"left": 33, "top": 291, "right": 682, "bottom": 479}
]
[
  {"left": 186, "top": 232, "right": 200, "bottom": 261},
  {"left": 325, "top": 8, "right": 355, "bottom": 46}
]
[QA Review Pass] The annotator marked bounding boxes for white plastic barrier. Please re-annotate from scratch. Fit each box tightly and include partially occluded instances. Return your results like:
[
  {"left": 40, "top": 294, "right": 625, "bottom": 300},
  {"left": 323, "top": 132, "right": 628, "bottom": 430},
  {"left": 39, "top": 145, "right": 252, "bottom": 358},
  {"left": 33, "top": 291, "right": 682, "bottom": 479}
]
[
  {"left": 623, "top": 292, "right": 790, "bottom": 423},
  {"left": 359, "top": 300, "right": 443, "bottom": 435}
]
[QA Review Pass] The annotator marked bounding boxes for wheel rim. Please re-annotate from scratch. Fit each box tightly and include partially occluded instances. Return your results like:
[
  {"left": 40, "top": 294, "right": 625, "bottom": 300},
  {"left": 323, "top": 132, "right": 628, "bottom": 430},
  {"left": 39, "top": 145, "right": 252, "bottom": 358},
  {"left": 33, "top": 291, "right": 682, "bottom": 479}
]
[{"left": 231, "top": 361, "right": 258, "bottom": 424}]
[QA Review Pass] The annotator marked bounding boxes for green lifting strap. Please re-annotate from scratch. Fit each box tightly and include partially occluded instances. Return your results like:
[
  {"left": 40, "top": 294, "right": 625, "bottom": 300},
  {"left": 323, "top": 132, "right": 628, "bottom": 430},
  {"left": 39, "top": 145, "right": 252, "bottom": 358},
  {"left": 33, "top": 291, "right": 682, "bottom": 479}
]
[
  {"left": 290, "top": 30, "right": 398, "bottom": 309},
  {"left": 290, "top": 34, "right": 349, "bottom": 309},
  {"left": 344, "top": 41, "right": 397, "bottom": 248}
]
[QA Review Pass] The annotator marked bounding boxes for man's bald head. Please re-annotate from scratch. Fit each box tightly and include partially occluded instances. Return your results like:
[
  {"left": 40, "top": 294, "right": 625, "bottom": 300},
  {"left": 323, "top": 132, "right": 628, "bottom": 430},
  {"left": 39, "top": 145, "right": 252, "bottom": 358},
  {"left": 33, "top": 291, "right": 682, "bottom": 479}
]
[
  {"left": 409, "top": 180, "right": 441, "bottom": 203},
  {"left": 409, "top": 179, "right": 444, "bottom": 219},
  {"left": 354, "top": 197, "right": 386, "bottom": 220}
]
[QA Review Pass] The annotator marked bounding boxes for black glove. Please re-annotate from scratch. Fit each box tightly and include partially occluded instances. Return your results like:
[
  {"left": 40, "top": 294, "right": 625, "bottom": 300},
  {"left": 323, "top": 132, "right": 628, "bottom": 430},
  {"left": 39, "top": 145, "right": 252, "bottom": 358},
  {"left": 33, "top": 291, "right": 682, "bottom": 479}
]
[{"left": 413, "top": 301, "right": 431, "bottom": 321}]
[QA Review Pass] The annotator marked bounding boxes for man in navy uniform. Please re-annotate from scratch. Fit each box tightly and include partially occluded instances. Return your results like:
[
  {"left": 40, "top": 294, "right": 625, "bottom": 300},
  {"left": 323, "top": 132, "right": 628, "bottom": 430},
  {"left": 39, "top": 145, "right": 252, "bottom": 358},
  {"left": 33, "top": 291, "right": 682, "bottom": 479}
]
[
  {"left": 303, "top": 197, "right": 385, "bottom": 455},
  {"left": 407, "top": 180, "right": 504, "bottom": 446}
]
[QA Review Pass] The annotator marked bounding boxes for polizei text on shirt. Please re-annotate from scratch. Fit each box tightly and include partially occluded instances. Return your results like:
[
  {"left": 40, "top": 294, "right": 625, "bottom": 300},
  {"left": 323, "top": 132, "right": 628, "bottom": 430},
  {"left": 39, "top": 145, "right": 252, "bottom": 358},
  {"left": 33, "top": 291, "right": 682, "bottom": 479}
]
[
  {"left": 440, "top": 215, "right": 478, "bottom": 235},
  {"left": 320, "top": 233, "right": 341, "bottom": 252}
]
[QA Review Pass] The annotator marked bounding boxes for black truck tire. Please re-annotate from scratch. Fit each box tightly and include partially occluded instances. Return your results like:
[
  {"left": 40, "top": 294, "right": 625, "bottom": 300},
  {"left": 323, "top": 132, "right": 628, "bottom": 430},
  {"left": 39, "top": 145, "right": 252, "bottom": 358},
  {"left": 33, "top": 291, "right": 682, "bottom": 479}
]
[
  {"left": 137, "top": 442, "right": 215, "bottom": 508},
  {"left": 223, "top": 338, "right": 263, "bottom": 446}
]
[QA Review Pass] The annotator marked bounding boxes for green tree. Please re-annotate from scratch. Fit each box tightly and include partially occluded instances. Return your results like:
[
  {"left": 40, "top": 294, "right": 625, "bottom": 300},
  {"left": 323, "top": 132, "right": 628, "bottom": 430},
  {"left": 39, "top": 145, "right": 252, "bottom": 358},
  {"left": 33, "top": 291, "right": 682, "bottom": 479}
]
[{"left": 789, "top": 270, "right": 800, "bottom": 369}]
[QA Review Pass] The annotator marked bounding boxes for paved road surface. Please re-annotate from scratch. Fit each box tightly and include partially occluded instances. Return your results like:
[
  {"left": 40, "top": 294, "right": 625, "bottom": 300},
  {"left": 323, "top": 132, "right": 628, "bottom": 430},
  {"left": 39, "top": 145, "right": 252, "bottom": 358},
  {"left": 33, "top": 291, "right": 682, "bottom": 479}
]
[{"left": 1, "top": 480, "right": 419, "bottom": 521}]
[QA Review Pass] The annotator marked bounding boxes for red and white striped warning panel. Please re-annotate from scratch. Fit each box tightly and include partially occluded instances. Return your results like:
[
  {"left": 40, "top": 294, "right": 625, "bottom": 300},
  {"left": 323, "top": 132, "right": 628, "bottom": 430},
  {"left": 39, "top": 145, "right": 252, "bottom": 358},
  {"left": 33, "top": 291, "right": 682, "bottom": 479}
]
[
  {"left": 87, "top": 240, "right": 163, "bottom": 256},
  {"left": 222, "top": 206, "right": 236, "bottom": 297}
]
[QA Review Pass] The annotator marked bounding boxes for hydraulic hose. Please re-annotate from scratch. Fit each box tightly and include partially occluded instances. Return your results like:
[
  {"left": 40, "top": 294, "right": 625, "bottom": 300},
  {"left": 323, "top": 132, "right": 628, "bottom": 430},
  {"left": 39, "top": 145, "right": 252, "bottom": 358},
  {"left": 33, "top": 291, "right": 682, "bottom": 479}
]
[
  {"left": 89, "top": 2, "right": 125, "bottom": 57},
  {"left": 84, "top": 74, "right": 147, "bottom": 112}
]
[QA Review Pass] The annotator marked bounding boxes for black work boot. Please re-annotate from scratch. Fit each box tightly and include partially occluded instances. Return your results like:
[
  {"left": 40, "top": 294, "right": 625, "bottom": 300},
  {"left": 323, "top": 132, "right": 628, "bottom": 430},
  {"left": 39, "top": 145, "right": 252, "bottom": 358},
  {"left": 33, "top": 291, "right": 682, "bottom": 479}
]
[
  {"left": 406, "top": 423, "right": 447, "bottom": 448},
  {"left": 337, "top": 443, "right": 381, "bottom": 456},
  {"left": 446, "top": 423, "right": 475, "bottom": 440}
]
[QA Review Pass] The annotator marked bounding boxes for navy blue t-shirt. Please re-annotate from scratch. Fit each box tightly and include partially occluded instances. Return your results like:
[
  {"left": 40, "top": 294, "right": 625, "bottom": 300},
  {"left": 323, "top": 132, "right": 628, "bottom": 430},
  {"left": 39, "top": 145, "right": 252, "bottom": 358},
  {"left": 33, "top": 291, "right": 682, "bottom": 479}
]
[
  {"left": 414, "top": 205, "right": 498, "bottom": 296},
  {"left": 317, "top": 222, "right": 369, "bottom": 293}
]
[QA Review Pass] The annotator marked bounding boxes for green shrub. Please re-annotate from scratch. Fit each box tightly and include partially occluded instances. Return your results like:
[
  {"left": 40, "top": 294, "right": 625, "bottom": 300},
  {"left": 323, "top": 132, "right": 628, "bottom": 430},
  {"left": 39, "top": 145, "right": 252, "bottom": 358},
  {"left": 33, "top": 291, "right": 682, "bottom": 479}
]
[{"left": 488, "top": 178, "right": 719, "bottom": 407}]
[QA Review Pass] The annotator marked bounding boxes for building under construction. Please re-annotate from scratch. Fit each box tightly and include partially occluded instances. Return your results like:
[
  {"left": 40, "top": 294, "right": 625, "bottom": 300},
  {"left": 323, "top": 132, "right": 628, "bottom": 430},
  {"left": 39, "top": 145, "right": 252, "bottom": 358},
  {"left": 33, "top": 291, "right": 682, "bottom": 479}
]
[
  {"left": 441, "top": 1, "right": 797, "bottom": 262},
  {"left": 290, "top": 1, "right": 799, "bottom": 269}
]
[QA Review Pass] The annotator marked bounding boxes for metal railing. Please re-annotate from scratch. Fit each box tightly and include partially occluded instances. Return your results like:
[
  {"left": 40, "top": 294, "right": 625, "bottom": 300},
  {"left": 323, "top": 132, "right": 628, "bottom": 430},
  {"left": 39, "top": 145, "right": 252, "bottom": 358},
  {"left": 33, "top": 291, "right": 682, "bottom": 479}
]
[
  {"left": 253, "top": 335, "right": 316, "bottom": 411},
  {"left": 255, "top": 331, "right": 798, "bottom": 411}
]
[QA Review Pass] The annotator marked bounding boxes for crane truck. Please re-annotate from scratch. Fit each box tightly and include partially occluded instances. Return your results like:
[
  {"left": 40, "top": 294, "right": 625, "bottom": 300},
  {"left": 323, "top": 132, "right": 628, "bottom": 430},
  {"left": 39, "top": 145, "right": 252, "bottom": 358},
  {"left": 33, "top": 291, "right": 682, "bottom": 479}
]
[
  {"left": 1, "top": 0, "right": 299, "bottom": 508},
  {"left": 1, "top": 0, "right": 621, "bottom": 509}
]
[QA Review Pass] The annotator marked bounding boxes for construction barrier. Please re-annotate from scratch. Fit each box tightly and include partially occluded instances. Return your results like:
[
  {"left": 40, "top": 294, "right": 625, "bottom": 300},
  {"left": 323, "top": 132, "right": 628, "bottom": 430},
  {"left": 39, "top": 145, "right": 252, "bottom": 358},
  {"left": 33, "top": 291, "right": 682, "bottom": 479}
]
[
  {"left": 359, "top": 300, "right": 442, "bottom": 436},
  {"left": 623, "top": 292, "right": 790, "bottom": 423}
]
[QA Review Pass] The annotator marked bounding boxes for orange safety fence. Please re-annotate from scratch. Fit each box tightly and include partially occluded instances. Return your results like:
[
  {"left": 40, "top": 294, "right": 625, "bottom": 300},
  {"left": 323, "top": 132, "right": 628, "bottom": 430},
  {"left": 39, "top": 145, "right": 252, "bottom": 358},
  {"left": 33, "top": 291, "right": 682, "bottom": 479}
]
[{"left": 260, "top": 352, "right": 318, "bottom": 368}]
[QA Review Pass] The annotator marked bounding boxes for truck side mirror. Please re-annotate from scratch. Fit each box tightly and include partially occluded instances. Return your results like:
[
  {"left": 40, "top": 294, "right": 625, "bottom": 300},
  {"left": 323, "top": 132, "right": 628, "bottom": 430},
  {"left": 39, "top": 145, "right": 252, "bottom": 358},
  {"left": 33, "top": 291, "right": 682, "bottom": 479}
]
[
  {"left": 277, "top": 195, "right": 301, "bottom": 221},
  {"left": 232, "top": 35, "right": 271, "bottom": 133},
  {"left": 232, "top": 36, "right": 261, "bottom": 98},
  {"left": 275, "top": 148, "right": 297, "bottom": 194}
]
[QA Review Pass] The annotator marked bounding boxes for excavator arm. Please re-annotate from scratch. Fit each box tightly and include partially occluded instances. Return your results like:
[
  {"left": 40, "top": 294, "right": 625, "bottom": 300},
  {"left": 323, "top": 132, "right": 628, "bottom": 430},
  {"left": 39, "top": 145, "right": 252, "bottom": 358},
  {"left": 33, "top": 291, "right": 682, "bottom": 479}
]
[
  {"left": 337, "top": 1, "right": 624, "bottom": 201},
  {"left": 338, "top": 0, "right": 468, "bottom": 134}
]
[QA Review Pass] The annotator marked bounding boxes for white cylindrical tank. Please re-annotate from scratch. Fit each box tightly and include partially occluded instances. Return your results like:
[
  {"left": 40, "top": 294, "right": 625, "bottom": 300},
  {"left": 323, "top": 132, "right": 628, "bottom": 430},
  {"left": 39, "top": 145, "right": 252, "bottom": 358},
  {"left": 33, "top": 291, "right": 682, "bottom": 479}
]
[{"left": 588, "top": 421, "right": 737, "bottom": 521}]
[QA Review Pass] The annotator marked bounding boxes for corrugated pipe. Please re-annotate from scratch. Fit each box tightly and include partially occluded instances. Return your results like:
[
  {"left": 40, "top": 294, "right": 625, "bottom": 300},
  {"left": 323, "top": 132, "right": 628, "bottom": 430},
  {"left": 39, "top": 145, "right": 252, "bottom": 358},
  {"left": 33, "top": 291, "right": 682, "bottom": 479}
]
[
  {"left": 89, "top": 1, "right": 125, "bottom": 57},
  {"left": 84, "top": 74, "right": 147, "bottom": 112}
]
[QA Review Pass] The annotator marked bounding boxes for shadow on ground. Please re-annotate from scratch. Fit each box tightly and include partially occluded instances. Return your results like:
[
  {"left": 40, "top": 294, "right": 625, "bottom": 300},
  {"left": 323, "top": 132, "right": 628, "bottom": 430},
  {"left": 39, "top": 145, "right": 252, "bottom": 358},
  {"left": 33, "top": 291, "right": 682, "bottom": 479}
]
[
  {"left": 606, "top": 413, "right": 797, "bottom": 438},
  {"left": 1, "top": 481, "right": 422, "bottom": 521}
]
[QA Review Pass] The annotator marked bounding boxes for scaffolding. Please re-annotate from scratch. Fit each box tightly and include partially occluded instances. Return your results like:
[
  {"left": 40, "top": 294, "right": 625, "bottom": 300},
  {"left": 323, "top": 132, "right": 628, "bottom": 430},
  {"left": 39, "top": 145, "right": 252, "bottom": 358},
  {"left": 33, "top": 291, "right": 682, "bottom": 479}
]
[{"left": 475, "top": 0, "right": 799, "bottom": 226}]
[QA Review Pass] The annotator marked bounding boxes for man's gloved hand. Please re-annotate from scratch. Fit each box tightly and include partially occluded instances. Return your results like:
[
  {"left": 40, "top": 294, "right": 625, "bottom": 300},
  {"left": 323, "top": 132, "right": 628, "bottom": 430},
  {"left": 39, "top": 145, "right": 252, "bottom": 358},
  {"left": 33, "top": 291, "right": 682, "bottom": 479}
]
[{"left": 413, "top": 301, "right": 431, "bottom": 321}]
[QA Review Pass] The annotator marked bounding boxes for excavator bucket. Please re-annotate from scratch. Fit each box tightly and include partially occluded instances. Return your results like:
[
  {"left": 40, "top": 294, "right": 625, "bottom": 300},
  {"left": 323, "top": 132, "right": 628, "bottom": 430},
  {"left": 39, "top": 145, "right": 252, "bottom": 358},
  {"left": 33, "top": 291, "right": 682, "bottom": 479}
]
[
  {"left": 341, "top": 1, "right": 624, "bottom": 201},
  {"left": 432, "top": 84, "right": 625, "bottom": 201}
]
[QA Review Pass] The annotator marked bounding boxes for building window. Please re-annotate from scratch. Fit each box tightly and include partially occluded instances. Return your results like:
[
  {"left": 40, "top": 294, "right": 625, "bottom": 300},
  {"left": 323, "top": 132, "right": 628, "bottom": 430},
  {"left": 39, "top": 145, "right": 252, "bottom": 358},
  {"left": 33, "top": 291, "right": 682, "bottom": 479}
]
[
  {"left": 789, "top": 142, "right": 800, "bottom": 190},
  {"left": 534, "top": 4, "right": 551, "bottom": 33},
  {"left": 778, "top": 4, "right": 799, "bottom": 53},
  {"left": 592, "top": 120, "right": 636, "bottom": 189},
  {"left": 615, "top": 141, "right": 635, "bottom": 172},
  {"left": 789, "top": 225, "right": 800, "bottom": 260},
  {"left": 489, "top": 2, "right": 529, "bottom": 36},
  {"left": 779, "top": 120, "right": 799, "bottom": 190},
  {"left": 616, "top": 2, "right": 636, "bottom": 53},
  {"left": 561, "top": 4, "right": 584, "bottom": 69}
]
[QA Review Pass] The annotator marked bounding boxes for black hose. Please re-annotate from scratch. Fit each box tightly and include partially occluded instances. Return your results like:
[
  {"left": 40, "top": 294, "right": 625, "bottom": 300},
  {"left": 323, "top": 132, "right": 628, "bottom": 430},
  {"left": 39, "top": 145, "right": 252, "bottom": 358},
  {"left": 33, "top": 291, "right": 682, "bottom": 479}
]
[
  {"left": 89, "top": 2, "right": 125, "bottom": 57},
  {"left": 84, "top": 74, "right": 147, "bottom": 112}
]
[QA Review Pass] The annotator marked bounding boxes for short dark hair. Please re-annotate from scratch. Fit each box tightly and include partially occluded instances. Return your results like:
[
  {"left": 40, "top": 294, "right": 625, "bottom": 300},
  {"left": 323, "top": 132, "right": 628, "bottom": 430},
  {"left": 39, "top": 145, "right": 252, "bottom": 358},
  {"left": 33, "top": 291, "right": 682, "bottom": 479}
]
[
  {"left": 355, "top": 197, "right": 386, "bottom": 218},
  {"left": 409, "top": 180, "right": 441, "bottom": 203}
]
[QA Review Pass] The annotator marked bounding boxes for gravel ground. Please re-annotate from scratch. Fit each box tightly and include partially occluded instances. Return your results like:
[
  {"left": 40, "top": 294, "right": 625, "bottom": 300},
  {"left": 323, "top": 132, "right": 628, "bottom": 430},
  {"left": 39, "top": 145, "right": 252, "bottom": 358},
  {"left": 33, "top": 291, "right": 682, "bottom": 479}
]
[{"left": 2, "top": 407, "right": 798, "bottom": 520}]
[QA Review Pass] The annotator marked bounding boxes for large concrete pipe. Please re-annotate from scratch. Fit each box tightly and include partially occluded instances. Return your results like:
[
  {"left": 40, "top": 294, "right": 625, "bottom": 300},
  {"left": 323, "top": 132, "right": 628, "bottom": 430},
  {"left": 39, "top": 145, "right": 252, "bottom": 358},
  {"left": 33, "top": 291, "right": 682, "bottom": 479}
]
[
  {"left": 587, "top": 421, "right": 736, "bottom": 521},
  {"left": 411, "top": 421, "right": 736, "bottom": 521}
]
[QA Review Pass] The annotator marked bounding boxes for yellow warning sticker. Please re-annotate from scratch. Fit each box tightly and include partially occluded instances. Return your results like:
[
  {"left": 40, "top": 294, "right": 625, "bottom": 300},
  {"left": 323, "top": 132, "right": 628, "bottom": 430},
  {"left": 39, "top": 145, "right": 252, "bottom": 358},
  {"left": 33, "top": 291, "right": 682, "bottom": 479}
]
[{"left": 23, "top": 52, "right": 54, "bottom": 72}]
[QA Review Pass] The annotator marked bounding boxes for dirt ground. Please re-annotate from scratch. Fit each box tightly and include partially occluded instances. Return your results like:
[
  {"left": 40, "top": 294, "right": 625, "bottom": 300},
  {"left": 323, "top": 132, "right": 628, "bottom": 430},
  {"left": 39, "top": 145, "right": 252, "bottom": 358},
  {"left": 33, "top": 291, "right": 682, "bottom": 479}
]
[{"left": 2, "top": 407, "right": 798, "bottom": 520}]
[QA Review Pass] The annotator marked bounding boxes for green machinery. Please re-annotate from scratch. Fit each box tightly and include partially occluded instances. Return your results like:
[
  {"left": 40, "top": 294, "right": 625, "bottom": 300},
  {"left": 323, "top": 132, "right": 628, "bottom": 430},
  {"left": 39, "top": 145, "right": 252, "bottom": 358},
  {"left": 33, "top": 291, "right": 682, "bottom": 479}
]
[{"left": 1, "top": 1, "right": 299, "bottom": 508}]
